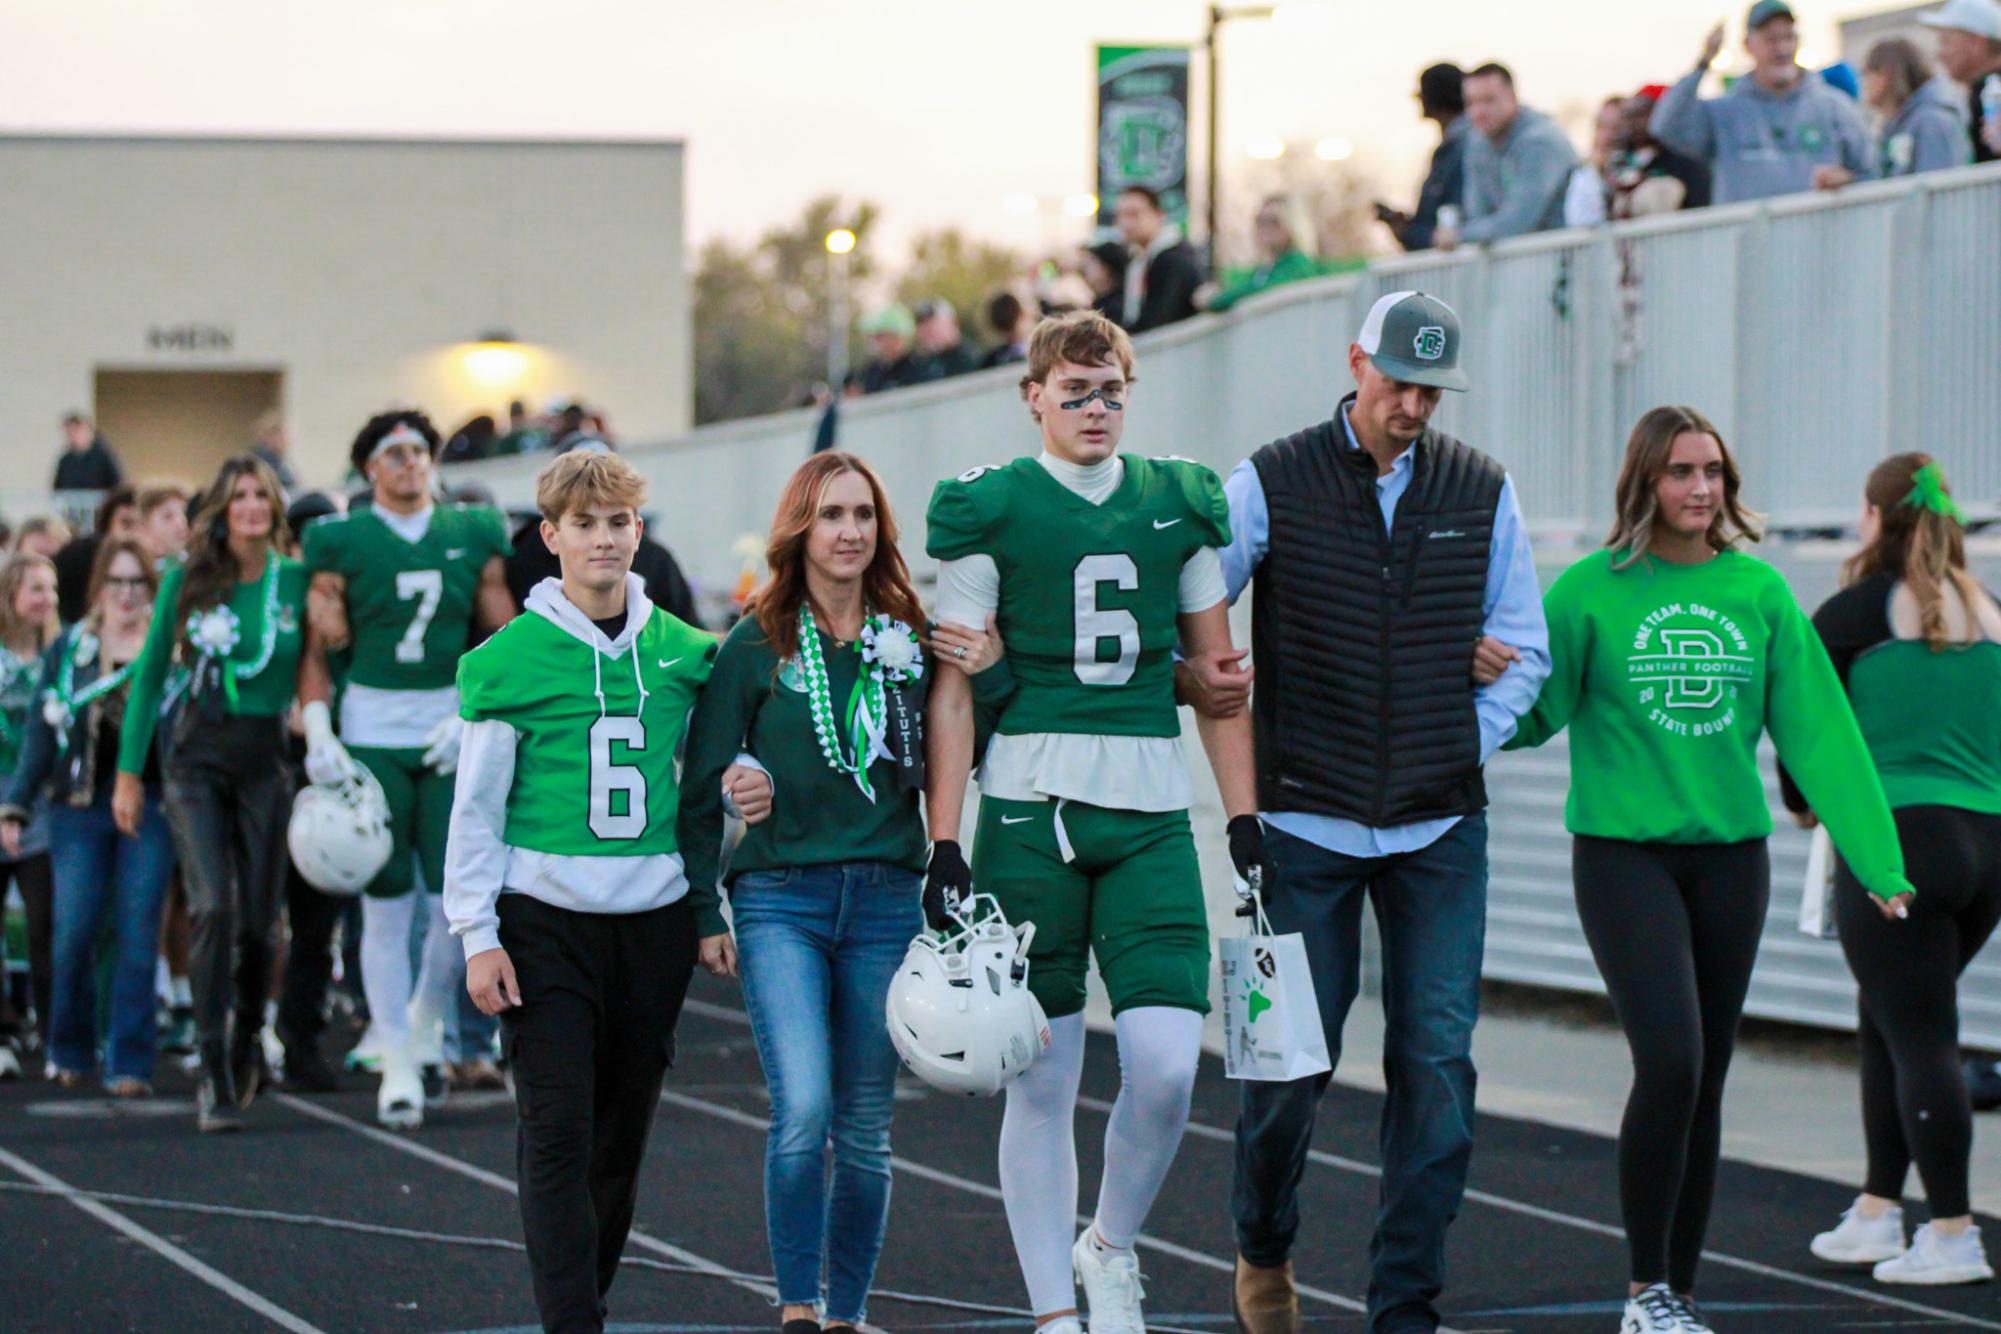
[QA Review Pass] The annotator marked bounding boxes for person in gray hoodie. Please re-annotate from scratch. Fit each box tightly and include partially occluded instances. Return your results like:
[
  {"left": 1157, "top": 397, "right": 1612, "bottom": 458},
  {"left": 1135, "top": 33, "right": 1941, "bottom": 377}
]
[
  {"left": 1859, "top": 38, "right": 1971, "bottom": 179},
  {"left": 1440, "top": 62, "right": 1577, "bottom": 246},
  {"left": 1651, "top": 1, "right": 1873, "bottom": 204}
]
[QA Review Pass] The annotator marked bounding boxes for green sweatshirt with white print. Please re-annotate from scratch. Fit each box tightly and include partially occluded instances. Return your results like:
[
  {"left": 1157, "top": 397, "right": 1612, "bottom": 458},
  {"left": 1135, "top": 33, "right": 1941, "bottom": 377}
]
[{"left": 1506, "top": 548, "right": 1914, "bottom": 901}]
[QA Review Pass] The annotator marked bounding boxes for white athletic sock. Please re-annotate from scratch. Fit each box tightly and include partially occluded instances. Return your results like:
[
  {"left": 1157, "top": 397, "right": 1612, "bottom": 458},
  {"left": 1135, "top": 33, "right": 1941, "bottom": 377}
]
[
  {"left": 360, "top": 893, "right": 419, "bottom": 1052},
  {"left": 1000, "top": 1011, "right": 1087, "bottom": 1317},
  {"left": 406, "top": 896, "right": 463, "bottom": 1066},
  {"left": 1092, "top": 1006, "right": 1203, "bottom": 1251}
]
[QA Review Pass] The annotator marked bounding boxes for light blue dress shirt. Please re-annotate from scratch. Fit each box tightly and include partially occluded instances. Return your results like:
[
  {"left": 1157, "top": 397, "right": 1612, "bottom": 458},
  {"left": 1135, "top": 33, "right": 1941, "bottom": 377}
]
[{"left": 1220, "top": 402, "right": 1551, "bottom": 857}]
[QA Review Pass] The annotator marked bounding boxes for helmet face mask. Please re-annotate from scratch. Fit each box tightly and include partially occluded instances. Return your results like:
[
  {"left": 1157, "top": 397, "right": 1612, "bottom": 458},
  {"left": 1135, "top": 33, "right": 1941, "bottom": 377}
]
[
  {"left": 287, "top": 766, "right": 395, "bottom": 896},
  {"left": 885, "top": 894, "right": 1052, "bottom": 1097}
]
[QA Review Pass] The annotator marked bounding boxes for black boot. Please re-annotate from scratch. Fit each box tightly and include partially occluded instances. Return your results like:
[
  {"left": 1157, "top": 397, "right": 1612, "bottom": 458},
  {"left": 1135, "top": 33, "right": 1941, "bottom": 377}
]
[
  {"left": 280, "top": 1034, "right": 339, "bottom": 1093},
  {"left": 196, "top": 1040, "right": 242, "bottom": 1133},
  {"left": 230, "top": 1018, "right": 265, "bottom": 1109}
]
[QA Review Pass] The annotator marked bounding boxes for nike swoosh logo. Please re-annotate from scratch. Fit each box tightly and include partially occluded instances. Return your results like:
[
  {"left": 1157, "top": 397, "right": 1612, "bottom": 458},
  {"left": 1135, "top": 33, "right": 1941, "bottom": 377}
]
[
  {"left": 658, "top": 657, "right": 683, "bottom": 669},
  {"left": 1152, "top": 518, "right": 1181, "bottom": 529},
  {"left": 444, "top": 548, "right": 467, "bottom": 559},
  {"left": 1000, "top": 815, "right": 1033, "bottom": 825}
]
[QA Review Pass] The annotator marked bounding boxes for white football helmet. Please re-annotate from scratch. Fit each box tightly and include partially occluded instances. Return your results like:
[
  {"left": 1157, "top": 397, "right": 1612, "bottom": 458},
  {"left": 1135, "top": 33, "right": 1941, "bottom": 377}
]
[
  {"left": 886, "top": 894, "right": 1051, "bottom": 1097},
  {"left": 288, "top": 766, "right": 394, "bottom": 897}
]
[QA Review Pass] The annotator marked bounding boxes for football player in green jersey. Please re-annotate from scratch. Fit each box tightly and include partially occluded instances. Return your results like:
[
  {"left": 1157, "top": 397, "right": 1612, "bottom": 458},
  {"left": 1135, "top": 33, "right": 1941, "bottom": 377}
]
[
  {"left": 299, "top": 409, "right": 516, "bottom": 1129},
  {"left": 923, "top": 310, "right": 1269, "bottom": 1334},
  {"left": 443, "top": 449, "right": 766, "bottom": 1333}
]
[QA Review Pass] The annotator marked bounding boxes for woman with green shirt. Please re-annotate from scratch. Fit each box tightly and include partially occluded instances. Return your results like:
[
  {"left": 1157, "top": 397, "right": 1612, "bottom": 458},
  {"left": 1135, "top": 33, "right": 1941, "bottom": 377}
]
[
  {"left": 1200, "top": 194, "right": 1320, "bottom": 314},
  {"left": 679, "top": 451, "right": 1005, "bottom": 1334},
  {"left": 1506, "top": 406, "right": 1914, "bottom": 1334},
  {"left": 112, "top": 454, "right": 340, "bottom": 1133},
  {"left": 1790, "top": 454, "right": 1998, "bottom": 1286}
]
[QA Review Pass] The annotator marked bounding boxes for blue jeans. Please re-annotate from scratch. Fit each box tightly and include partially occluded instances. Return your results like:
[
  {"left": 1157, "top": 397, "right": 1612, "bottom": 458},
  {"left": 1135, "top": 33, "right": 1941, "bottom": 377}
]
[
  {"left": 1231, "top": 816, "right": 1488, "bottom": 1334},
  {"left": 48, "top": 793, "right": 176, "bottom": 1081},
  {"left": 733, "top": 861, "right": 922, "bottom": 1324}
]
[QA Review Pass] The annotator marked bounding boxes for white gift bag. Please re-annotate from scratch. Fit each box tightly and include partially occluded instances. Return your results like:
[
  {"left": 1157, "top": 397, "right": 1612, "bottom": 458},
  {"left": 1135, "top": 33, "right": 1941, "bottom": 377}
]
[
  {"left": 1796, "top": 824, "right": 1838, "bottom": 940},
  {"left": 1219, "top": 898, "right": 1333, "bottom": 1082}
]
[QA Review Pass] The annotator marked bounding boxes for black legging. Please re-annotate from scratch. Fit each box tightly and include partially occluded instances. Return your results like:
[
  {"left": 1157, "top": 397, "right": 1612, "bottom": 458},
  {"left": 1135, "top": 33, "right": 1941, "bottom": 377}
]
[
  {"left": 0, "top": 854, "right": 54, "bottom": 1046},
  {"left": 1836, "top": 804, "right": 2001, "bottom": 1220},
  {"left": 1573, "top": 835, "right": 1770, "bottom": 1293},
  {"left": 160, "top": 714, "right": 291, "bottom": 1047}
]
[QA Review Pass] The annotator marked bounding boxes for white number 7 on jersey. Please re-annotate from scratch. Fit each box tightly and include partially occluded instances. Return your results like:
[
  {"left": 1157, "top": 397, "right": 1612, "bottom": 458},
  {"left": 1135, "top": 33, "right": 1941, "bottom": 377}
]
[
  {"left": 589, "top": 716, "right": 649, "bottom": 840},
  {"left": 1073, "top": 553, "right": 1140, "bottom": 686},
  {"left": 394, "top": 569, "right": 444, "bottom": 664}
]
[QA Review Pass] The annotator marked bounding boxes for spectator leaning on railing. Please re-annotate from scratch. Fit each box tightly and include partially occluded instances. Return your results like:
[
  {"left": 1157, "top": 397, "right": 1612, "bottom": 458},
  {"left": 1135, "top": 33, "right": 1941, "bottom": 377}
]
[
  {"left": 1378, "top": 63, "right": 1469, "bottom": 252},
  {"left": 1922, "top": 0, "right": 2001, "bottom": 165},
  {"left": 1852, "top": 39, "right": 1971, "bottom": 183},
  {"left": 1437, "top": 63, "right": 1578, "bottom": 248},
  {"left": 1114, "top": 185, "right": 1204, "bottom": 332},
  {"left": 52, "top": 412, "right": 124, "bottom": 493},
  {"left": 1650, "top": 2, "right": 1873, "bottom": 204}
]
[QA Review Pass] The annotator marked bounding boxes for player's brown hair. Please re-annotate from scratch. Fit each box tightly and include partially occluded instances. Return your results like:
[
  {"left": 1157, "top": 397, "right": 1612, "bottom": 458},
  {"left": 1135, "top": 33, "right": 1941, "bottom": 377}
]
[
  {"left": 750, "top": 452, "right": 924, "bottom": 666},
  {"left": 1019, "top": 310, "right": 1137, "bottom": 412},
  {"left": 535, "top": 450, "right": 647, "bottom": 525}
]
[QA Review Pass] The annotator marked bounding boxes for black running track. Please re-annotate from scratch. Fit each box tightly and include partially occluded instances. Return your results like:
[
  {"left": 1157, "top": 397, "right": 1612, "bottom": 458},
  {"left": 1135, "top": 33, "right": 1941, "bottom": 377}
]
[{"left": 5, "top": 979, "right": 1996, "bottom": 1334}]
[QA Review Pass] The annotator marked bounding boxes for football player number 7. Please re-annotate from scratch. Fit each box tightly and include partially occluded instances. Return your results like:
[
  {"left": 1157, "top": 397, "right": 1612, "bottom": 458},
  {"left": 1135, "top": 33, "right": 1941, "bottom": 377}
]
[
  {"left": 1073, "top": 553, "right": 1139, "bottom": 686},
  {"left": 589, "top": 717, "right": 648, "bottom": 840},
  {"left": 394, "top": 569, "right": 444, "bottom": 664}
]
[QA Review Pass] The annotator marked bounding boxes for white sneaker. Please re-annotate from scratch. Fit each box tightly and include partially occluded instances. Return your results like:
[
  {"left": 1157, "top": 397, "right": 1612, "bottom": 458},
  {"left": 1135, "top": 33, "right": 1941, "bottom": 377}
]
[
  {"left": 1811, "top": 1199, "right": 1906, "bottom": 1264},
  {"left": 376, "top": 1049, "right": 424, "bottom": 1130},
  {"left": 1620, "top": 1283, "right": 1691, "bottom": 1333},
  {"left": 1872, "top": 1223, "right": 1994, "bottom": 1285},
  {"left": 1677, "top": 1296, "right": 1716, "bottom": 1334},
  {"left": 1071, "top": 1230, "right": 1146, "bottom": 1334},
  {"left": 1034, "top": 1321, "right": 1084, "bottom": 1334}
]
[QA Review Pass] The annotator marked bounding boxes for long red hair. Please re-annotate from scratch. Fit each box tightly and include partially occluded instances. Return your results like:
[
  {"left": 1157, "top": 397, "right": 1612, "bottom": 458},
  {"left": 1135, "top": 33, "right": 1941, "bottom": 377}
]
[{"left": 750, "top": 452, "right": 924, "bottom": 663}]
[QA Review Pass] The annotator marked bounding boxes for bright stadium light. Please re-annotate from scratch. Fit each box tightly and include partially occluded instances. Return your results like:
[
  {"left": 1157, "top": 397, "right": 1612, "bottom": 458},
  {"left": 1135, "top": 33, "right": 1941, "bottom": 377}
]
[
  {"left": 1063, "top": 193, "right": 1100, "bottom": 217},
  {"left": 1245, "top": 136, "right": 1286, "bottom": 161},
  {"left": 1315, "top": 137, "right": 1353, "bottom": 161},
  {"left": 825, "top": 228, "right": 856, "bottom": 255},
  {"left": 460, "top": 334, "right": 529, "bottom": 389}
]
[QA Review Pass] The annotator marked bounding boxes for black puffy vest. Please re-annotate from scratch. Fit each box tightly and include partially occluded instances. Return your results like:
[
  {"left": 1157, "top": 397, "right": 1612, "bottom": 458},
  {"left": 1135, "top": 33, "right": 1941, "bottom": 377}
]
[{"left": 1250, "top": 399, "right": 1505, "bottom": 826}]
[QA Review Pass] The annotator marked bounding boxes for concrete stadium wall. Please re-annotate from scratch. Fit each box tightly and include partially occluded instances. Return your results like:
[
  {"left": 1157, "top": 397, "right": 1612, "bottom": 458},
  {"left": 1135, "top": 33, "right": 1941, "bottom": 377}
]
[{"left": 0, "top": 135, "right": 688, "bottom": 490}]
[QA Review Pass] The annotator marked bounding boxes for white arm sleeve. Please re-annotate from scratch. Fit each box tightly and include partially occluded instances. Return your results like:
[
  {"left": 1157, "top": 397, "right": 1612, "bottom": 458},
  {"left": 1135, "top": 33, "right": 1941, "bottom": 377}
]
[
  {"left": 935, "top": 554, "right": 1001, "bottom": 630},
  {"left": 444, "top": 718, "right": 518, "bottom": 960},
  {"left": 1177, "top": 547, "right": 1228, "bottom": 613}
]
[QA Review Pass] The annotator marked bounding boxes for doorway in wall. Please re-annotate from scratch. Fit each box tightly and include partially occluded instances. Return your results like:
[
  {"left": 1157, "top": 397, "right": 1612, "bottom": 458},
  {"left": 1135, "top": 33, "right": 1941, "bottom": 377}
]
[{"left": 93, "top": 369, "right": 284, "bottom": 489}]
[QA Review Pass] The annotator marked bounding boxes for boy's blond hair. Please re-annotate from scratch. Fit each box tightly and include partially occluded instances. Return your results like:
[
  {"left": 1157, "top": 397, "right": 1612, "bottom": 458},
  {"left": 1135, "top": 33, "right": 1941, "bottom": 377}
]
[
  {"left": 536, "top": 450, "right": 647, "bottom": 524},
  {"left": 1020, "top": 310, "right": 1137, "bottom": 392}
]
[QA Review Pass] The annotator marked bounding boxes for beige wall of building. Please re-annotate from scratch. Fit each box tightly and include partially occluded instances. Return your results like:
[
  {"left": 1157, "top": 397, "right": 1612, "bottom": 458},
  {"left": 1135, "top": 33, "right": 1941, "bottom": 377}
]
[{"left": 0, "top": 134, "right": 687, "bottom": 493}]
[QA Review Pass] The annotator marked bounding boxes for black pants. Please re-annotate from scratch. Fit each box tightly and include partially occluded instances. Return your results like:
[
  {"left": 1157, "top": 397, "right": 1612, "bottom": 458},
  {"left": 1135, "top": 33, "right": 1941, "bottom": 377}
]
[
  {"left": 499, "top": 893, "right": 697, "bottom": 1334},
  {"left": 0, "top": 854, "right": 54, "bottom": 1045},
  {"left": 161, "top": 714, "right": 292, "bottom": 1047},
  {"left": 277, "top": 861, "right": 343, "bottom": 1055},
  {"left": 1837, "top": 805, "right": 2001, "bottom": 1219},
  {"left": 1572, "top": 835, "right": 1769, "bottom": 1293}
]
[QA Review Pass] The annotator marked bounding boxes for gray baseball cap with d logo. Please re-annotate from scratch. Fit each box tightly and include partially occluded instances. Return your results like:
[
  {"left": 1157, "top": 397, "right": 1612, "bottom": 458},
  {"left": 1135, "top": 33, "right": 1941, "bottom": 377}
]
[{"left": 1357, "top": 290, "right": 1469, "bottom": 392}]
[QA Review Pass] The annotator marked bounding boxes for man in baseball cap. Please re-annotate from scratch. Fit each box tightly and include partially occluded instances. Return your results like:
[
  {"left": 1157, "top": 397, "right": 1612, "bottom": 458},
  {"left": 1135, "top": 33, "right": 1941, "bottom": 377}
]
[
  {"left": 1922, "top": 0, "right": 2001, "bottom": 163},
  {"left": 1183, "top": 286, "right": 1548, "bottom": 1334}
]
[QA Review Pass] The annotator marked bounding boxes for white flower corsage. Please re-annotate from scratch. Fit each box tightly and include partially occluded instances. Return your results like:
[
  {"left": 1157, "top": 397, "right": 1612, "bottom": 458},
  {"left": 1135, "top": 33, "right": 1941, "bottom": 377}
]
[
  {"left": 859, "top": 617, "right": 924, "bottom": 685},
  {"left": 41, "top": 694, "right": 67, "bottom": 728},
  {"left": 72, "top": 634, "right": 97, "bottom": 669},
  {"left": 187, "top": 605, "right": 242, "bottom": 658}
]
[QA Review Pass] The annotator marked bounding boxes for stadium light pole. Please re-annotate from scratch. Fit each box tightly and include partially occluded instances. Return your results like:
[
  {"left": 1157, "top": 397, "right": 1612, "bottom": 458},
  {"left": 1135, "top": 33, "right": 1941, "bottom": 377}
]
[
  {"left": 1205, "top": 4, "right": 1278, "bottom": 258},
  {"left": 824, "top": 228, "right": 856, "bottom": 389}
]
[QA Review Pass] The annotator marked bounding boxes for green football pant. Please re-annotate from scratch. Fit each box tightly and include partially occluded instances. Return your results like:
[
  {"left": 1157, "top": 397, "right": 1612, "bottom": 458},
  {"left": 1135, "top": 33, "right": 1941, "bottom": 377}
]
[
  {"left": 350, "top": 745, "right": 453, "bottom": 899},
  {"left": 970, "top": 796, "right": 1210, "bottom": 1021}
]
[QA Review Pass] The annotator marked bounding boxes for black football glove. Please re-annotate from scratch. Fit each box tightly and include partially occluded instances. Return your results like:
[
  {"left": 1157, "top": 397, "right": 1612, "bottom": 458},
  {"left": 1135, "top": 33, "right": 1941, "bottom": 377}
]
[
  {"left": 924, "top": 839, "right": 974, "bottom": 932},
  {"left": 1227, "top": 815, "right": 1274, "bottom": 917}
]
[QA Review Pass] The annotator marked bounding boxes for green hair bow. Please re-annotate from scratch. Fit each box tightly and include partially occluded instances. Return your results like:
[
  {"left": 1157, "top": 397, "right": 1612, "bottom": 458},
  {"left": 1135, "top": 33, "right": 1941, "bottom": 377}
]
[{"left": 1902, "top": 461, "right": 1965, "bottom": 525}]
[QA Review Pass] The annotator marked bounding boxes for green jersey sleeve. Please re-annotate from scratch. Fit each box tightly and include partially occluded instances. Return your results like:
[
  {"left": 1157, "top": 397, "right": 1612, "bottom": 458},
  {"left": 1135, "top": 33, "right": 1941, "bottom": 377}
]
[
  {"left": 1154, "top": 456, "right": 1233, "bottom": 549},
  {"left": 925, "top": 465, "right": 1014, "bottom": 561},
  {"left": 1506, "top": 554, "right": 1596, "bottom": 750},
  {"left": 300, "top": 514, "right": 351, "bottom": 577},
  {"left": 473, "top": 505, "right": 513, "bottom": 562}
]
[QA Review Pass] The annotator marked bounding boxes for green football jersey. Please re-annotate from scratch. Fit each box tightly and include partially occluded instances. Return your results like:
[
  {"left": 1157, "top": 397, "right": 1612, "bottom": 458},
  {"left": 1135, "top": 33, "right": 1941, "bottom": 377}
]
[
  {"left": 926, "top": 454, "right": 1230, "bottom": 738},
  {"left": 303, "top": 505, "right": 512, "bottom": 692},
  {"left": 457, "top": 608, "right": 716, "bottom": 858}
]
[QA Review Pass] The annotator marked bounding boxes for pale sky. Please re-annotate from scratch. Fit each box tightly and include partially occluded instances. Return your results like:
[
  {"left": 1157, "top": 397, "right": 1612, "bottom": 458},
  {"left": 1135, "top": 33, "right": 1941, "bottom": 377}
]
[{"left": 2, "top": 0, "right": 1867, "bottom": 260}]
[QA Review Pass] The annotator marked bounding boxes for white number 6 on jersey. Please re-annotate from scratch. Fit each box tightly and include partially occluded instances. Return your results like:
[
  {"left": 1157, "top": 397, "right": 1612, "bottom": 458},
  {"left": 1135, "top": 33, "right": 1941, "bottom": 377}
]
[
  {"left": 1073, "top": 553, "right": 1140, "bottom": 686},
  {"left": 589, "top": 716, "right": 648, "bottom": 840}
]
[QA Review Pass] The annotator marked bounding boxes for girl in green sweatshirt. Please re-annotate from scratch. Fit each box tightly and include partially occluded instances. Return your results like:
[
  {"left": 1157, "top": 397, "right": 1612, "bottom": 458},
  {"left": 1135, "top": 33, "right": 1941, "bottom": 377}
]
[
  {"left": 678, "top": 453, "right": 1008, "bottom": 1334},
  {"left": 1506, "top": 405, "right": 1913, "bottom": 1334}
]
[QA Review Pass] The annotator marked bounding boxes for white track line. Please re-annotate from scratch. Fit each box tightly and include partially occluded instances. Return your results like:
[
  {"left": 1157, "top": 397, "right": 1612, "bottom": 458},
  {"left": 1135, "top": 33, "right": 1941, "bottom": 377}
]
[
  {"left": 269, "top": 1092, "right": 779, "bottom": 1308},
  {"left": 0, "top": 1143, "right": 328, "bottom": 1334},
  {"left": 685, "top": 996, "right": 2001, "bottom": 1334}
]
